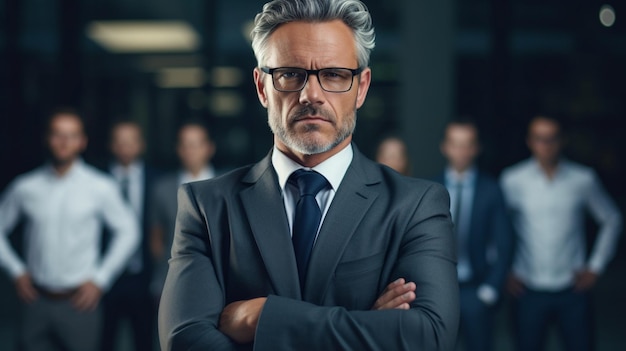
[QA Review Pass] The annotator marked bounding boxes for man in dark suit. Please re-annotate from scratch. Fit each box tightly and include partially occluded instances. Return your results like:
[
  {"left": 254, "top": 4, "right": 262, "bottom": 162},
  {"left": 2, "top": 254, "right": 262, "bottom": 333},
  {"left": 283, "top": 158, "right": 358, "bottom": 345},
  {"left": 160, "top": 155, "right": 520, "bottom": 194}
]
[
  {"left": 102, "top": 120, "right": 158, "bottom": 351},
  {"left": 435, "top": 119, "right": 514, "bottom": 351},
  {"left": 158, "top": 1, "right": 459, "bottom": 350},
  {"left": 149, "top": 120, "right": 218, "bottom": 299}
]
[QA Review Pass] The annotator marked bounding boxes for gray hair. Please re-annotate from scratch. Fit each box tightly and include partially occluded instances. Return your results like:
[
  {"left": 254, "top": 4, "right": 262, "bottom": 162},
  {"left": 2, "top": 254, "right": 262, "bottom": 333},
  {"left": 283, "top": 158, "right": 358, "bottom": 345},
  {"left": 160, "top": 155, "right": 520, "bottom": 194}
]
[{"left": 251, "top": 0, "right": 376, "bottom": 68}]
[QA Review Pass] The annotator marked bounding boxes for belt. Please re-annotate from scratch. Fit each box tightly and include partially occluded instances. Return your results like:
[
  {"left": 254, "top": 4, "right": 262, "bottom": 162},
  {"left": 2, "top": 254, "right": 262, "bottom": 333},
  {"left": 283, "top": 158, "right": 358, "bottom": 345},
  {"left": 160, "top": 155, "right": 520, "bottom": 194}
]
[{"left": 35, "top": 285, "right": 78, "bottom": 300}]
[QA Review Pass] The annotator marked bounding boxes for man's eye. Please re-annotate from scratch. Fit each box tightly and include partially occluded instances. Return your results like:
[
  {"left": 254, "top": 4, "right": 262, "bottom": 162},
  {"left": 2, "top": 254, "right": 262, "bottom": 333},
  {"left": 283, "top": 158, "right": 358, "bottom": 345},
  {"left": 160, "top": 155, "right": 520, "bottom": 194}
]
[
  {"left": 321, "top": 70, "right": 349, "bottom": 80},
  {"left": 279, "top": 71, "right": 303, "bottom": 79}
]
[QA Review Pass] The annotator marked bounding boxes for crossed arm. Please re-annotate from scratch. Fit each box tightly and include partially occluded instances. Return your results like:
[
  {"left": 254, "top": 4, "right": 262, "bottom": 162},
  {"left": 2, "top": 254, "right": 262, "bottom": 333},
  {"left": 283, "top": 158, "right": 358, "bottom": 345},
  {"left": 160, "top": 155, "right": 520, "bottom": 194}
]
[
  {"left": 219, "top": 278, "right": 417, "bottom": 344},
  {"left": 160, "top": 183, "right": 458, "bottom": 351}
]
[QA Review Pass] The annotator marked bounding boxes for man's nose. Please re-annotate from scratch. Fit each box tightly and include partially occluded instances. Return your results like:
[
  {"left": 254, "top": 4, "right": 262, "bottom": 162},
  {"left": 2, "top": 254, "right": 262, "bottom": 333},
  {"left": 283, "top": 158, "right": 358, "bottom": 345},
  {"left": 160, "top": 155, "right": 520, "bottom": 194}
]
[{"left": 298, "top": 74, "right": 324, "bottom": 105}]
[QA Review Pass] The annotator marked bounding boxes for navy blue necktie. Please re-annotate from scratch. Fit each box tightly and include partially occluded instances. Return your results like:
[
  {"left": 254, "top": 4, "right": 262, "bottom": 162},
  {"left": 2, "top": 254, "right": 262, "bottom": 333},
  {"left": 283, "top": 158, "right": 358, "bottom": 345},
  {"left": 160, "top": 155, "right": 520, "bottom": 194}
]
[{"left": 289, "top": 169, "right": 328, "bottom": 289}]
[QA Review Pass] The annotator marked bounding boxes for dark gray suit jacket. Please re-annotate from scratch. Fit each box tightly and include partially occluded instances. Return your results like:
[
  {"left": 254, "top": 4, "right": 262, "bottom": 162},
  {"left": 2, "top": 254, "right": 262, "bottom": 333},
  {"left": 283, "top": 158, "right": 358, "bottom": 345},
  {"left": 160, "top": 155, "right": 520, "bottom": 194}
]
[{"left": 159, "top": 147, "right": 459, "bottom": 351}]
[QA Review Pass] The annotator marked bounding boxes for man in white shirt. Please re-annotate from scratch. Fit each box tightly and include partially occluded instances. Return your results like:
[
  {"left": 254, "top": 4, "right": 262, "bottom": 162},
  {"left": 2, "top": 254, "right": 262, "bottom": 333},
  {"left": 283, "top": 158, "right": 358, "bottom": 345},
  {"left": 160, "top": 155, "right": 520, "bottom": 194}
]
[
  {"left": 0, "top": 109, "right": 139, "bottom": 351},
  {"left": 149, "top": 121, "right": 217, "bottom": 297},
  {"left": 500, "top": 116, "right": 622, "bottom": 351}
]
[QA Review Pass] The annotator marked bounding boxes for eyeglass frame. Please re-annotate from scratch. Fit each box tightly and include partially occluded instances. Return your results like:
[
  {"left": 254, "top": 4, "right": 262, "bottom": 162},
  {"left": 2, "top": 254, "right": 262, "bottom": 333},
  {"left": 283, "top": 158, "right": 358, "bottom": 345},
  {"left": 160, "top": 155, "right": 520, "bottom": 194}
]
[{"left": 260, "top": 66, "right": 364, "bottom": 93}]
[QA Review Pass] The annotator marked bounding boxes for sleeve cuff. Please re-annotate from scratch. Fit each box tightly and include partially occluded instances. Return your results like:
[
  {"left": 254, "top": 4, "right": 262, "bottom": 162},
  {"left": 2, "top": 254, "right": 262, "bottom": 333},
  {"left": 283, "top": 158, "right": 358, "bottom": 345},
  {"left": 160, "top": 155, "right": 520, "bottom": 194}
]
[
  {"left": 92, "top": 273, "right": 110, "bottom": 292},
  {"left": 587, "top": 260, "right": 604, "bottom": 275},
  {"left": 9, "top": 265, "right": 27, "bottom": 280}
]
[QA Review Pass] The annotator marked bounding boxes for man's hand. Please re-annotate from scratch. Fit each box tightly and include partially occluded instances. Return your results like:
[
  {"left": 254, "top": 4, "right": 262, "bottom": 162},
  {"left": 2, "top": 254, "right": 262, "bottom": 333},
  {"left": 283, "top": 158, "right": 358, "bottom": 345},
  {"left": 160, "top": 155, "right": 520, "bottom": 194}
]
[
  {"left": 219, "top": 297, "right": 267, "bottom": 344},
  {"left": 15, "top": 274, "right": 38, "bottom": 304},
  {"left": 372, "top": 278, "right": 416, "bottom": 310},
  {"left": 574, "top": 269, "right": 598, "bottom": 292},
  {"left": 507, "top": 274, "right": 525, "bottom": 298},
  {"left": 71, "top": 281, "right": 102, "bottom": 312}
]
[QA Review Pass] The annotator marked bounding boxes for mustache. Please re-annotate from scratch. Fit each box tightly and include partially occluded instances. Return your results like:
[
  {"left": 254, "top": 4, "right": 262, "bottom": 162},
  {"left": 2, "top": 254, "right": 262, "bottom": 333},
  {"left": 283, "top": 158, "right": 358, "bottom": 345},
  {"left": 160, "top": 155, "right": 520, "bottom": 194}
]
[{"left": 290, "top": 105, "right": 335, "bottom": 124}]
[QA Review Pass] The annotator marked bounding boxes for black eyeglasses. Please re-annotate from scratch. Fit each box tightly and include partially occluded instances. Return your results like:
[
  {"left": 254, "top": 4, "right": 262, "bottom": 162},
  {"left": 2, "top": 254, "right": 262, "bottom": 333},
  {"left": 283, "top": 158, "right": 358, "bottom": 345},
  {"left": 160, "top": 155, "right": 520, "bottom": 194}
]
[{"left": 261, "top": 67, "right": 363, "bottom": 93}]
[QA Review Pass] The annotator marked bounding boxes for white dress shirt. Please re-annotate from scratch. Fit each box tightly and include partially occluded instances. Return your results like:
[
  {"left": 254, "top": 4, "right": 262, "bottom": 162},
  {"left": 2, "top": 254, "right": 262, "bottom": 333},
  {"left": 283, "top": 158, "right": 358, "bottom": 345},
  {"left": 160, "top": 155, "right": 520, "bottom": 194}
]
[
  {"left": 500, "top": 158, "right": 622, "bottom": 291},
  {"left": 272, "top": 144, "right": 353, "bottom": 239},
  {"left": 0, "top": 160, "right": 139, "bottom": 291}
]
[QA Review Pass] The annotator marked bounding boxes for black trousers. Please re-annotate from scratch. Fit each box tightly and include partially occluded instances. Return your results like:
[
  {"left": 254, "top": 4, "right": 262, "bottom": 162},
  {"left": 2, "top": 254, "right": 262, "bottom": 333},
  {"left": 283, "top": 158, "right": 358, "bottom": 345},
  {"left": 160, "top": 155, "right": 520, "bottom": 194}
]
[
  {"left": 20, "top": 296, "right": 101, "bottom": 351},
  {"left": 101, "top": 272, "right": 155, "bottom": 351},
  {"left": 513, "top": 287, "right": 593, "bottom": 351},
  {"left": 458, "top": 284, "right": 495, "bottom": 351}
]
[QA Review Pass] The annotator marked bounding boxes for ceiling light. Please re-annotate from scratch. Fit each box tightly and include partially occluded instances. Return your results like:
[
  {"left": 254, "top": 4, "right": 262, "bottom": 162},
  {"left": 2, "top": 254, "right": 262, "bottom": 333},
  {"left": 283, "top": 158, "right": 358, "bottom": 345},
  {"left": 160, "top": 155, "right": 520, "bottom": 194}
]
[
  {"left": 156, "top": 67, "right": 206, "bottom": 88},
  {"left": 87, "top": 21, "right": 200, "bottom": 53},
  {"left": 209, "top": 66, "right": 245, "bottom": 88},
  {"left": 599, "top": 5, "right": 616, "bottom": 27}
]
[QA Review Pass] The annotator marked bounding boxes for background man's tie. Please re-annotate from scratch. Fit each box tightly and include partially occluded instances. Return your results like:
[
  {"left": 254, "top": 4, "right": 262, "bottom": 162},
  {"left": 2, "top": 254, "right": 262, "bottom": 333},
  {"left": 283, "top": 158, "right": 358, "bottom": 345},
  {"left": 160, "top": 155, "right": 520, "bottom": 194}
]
[
  {"left": 289, "top": 169, "right": 329, "bottom": 289},
  {"left": 119, "top": 175, "right": 142, "bottom": 273},
  {"left": 120, "top": 176, "right": 130, "bottom": 202},
  {"left": 454, "top": 181, "right": 471, "bottom": 282},
  {"left": 453, "top": 181, "right": 463, "bottom": 228}
]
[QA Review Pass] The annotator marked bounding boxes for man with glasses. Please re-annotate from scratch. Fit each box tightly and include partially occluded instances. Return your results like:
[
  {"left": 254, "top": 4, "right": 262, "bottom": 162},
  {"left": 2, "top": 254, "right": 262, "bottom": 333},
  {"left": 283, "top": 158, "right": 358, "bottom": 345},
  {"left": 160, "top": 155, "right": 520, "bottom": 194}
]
[
  {"left": 260, "top": 67, "right": 363, "bottom": 93},
  {"left": 501, "top": 116, "right": 622, "bottom": 351},
  {"left": 158, "top": 1, "right": 459, "bottom": 350}
]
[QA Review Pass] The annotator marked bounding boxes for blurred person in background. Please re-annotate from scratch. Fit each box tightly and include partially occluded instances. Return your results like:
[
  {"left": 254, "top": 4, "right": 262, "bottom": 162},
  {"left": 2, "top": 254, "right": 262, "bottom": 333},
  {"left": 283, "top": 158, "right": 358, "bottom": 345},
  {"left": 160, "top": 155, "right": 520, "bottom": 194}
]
[
  {"left": 0, "top": 108, "right": 139, "bottom": 351},
  {"left": 101, "top": 120, "right": 158, "bottom": 351},
  {"left": 375, "top": 135, "right": 411, "bottom": 176},
  {"left": 149, "top": 120, "right": 217, "bottom": 298},
  {"left": 500, "top": 115, "right": 623, "bottom": 351},
  {"left": 435, "top": 118, "right": 515, "bottom": 351}
]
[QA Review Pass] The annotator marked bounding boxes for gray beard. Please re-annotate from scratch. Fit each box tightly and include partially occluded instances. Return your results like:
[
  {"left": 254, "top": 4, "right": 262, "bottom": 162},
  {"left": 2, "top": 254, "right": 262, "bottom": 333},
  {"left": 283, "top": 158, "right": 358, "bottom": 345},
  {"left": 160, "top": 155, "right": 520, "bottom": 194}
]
[{"left": 268, "top": 105, "right": 355, "bottom": 155}]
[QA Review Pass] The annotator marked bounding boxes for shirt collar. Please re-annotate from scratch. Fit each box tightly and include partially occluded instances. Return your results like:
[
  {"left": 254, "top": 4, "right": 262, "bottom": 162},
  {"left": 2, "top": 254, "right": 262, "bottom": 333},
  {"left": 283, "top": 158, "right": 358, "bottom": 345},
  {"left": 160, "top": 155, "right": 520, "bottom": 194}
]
[
  {"left": 445, "top": 165, "right": 477, "bottom": 184},
  {"left": 111, "top": 160, "right": 143, "bottom": 179},
  {"left": 45, "top": 158, "right": 85, "bottom": 179},
  {"left": 272, "top": 143, "right": 353, "bottom": 193},
  {"left": 530, "top": 157, "right": 569, "bottom": 179}
]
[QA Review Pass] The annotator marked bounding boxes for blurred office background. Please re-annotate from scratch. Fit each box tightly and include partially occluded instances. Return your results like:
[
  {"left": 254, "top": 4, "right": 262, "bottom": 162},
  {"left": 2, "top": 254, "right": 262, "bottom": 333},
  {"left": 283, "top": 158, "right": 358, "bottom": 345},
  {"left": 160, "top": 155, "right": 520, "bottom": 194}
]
[{"left": 0, "top": 0, "right": 624, "bottom": 350}]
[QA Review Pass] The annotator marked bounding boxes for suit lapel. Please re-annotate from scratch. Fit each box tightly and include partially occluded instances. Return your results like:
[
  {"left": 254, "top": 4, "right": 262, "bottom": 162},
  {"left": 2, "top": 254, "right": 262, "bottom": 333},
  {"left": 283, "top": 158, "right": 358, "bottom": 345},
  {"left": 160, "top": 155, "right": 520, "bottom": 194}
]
[
  {"left": 240, "top": 153, "right": 301, "bottom": 299},
  {"left": 304, "top": 149, "right": 380, "bottom": 303}
]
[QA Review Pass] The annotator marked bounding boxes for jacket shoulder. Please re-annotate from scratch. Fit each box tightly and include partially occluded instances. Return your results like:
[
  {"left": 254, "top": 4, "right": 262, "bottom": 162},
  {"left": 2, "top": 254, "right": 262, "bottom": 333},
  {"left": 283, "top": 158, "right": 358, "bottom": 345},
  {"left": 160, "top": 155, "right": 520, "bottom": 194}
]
[
  {"left": 375, "top": 163, "right": 449, "bottom": 201},
  {"left": 185, "top": 164, "right": 256, "bottom": 197}
]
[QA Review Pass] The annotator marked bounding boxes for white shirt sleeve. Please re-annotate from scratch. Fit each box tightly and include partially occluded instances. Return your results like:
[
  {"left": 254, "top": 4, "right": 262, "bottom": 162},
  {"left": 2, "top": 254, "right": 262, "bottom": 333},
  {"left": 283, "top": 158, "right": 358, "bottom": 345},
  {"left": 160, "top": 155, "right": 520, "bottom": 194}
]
[
  {"left": 0, "top": 181, "right": 27, "bottom": 278},
  {"left": 584, "top": 171, "right": 622, "bottom": 274},
  {"left": 92, "top": 181, "right": 140, "bottom": 290}
]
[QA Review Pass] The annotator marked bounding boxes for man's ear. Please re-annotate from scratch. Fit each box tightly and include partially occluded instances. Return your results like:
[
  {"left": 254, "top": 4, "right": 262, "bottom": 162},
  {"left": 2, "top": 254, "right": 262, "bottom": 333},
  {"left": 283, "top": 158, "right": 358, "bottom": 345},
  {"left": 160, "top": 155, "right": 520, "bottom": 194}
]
[
  {"left": 355, "top": 67, "right": 372, "bottom": 109},
  {"left": 253, "top": 68, "right": 269, "bottom": 108}
]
